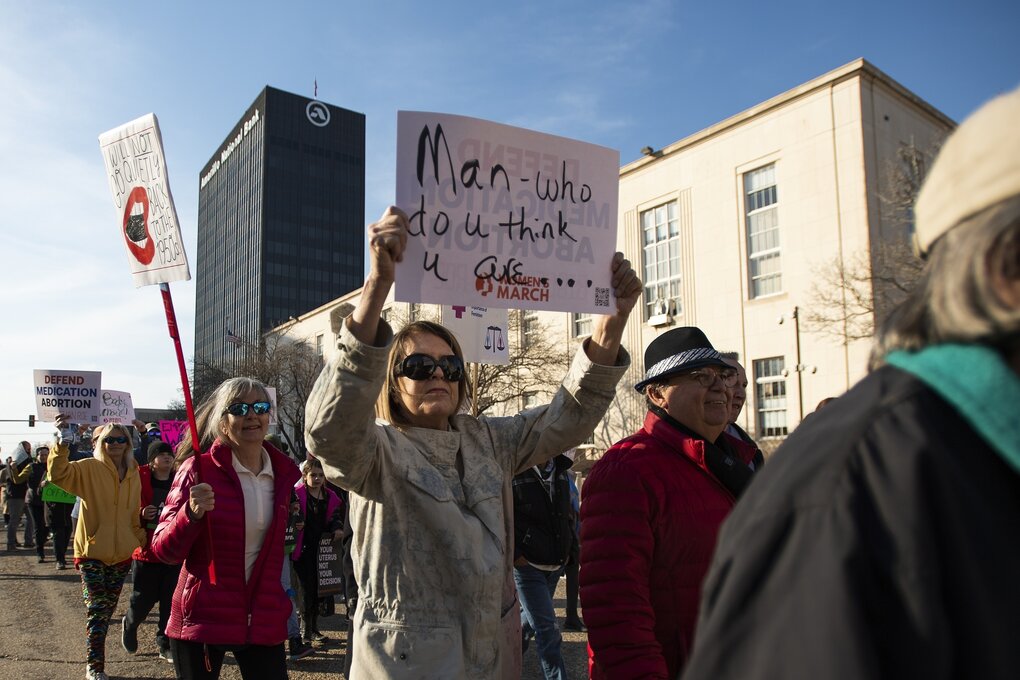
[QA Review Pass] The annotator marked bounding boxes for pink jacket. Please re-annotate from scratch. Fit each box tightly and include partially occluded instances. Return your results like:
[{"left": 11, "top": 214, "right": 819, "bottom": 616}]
[
  {"left": 580, "top": 411, "right": 757, "bottom": 680},
  {"left": 151, "top": 440, "right": 301, "bottom": 646},
  {"left": 290, "top": 482, "right": 343, "bottom": 562}
]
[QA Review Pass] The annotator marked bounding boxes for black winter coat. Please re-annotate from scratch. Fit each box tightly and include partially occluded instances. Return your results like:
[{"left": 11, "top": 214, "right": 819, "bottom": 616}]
[
  {"left": 512, "top": 454, "right": 574, "bottom": 566},
  {"left": 27, "top": 462, "right": 47, "bottom": 506},
  {"left": 683, "top": 364, "right": 1020, "bottom": 680}
]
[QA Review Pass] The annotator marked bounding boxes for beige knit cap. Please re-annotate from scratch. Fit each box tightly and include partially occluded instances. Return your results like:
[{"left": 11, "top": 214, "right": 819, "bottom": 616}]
[{"left": 914, "top": 84, "right": 1020, "bottom": 256}]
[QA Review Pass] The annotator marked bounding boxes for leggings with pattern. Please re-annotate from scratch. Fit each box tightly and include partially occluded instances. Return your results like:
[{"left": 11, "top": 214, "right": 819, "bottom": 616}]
[{"left": 79, "top": 559, "right": 131, "bottom": 673}]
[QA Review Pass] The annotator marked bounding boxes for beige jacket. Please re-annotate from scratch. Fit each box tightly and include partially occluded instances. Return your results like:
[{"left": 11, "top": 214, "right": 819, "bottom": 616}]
[{"left": 305, "top": 320, "right": 628, "bottom": 679}]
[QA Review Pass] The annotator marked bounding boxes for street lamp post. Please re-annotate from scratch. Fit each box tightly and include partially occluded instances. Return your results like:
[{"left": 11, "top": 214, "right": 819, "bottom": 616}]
[
  {"left": 779, "top": 306, "right": 815, "bottom": 423},
  {"left": 792, "top": 306, "right": 804, "bottom": 422}
]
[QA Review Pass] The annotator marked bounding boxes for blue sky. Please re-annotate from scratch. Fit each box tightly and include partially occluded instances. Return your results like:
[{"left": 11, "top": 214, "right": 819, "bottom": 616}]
[{"left": 1, "top": 0, "right": 1017, "bottom": 449}]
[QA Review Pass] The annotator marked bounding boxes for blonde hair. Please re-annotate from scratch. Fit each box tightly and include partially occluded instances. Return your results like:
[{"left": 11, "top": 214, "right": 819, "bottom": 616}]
[
  {"left": 376, "top": 321, "right": 470, "bottom": 426},
  {"left": 92, "top": 422, "right": 135, "bottom": 474},
  {"left": 93, "top": 422, "right": 134, "bottom": 445},
  {"left": 176, "top": 377, "right": 271, "bottom": 463},
  {"left": 871, "top": 194, "right": 1020, "bottom": 367}
]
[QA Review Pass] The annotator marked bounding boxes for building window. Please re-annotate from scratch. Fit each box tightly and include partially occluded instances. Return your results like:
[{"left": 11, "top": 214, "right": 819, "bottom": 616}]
[
  {"left": 315, "top": 333, "right": 324, "bottom": 356},
  {"left": 640, "top": 201, "right": 682, "bottom": 320},
  {"left": 521, "top": 310, "right": 539, "bottom": 349},
  {"left": 571, "top": 313, "right": 592, "bottom": 338},
  {"left": 753, "top": 356, "right": 788, "bottom": 437},
  {"left": 745, "top": 164, "right": 781, "bottom": 298}
]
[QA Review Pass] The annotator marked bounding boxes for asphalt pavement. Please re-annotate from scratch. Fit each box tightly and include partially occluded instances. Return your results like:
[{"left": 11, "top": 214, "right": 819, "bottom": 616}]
[{"left": 0, "top": 530, "right": 588, "bottom": 679}]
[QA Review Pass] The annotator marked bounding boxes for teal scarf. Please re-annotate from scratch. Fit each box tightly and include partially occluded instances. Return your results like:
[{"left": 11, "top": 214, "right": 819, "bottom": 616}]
[{"left": 886, "top": 344, "right": 1020, "bottom": 475}]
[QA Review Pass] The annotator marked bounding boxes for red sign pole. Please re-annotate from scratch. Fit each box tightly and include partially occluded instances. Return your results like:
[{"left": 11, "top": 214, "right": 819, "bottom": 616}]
[
  {"left": 159, "top": 282, "right": 216, "bottom": 584},
  {"left": 159, "top": 283, "right": 199, "bottom": 445}
]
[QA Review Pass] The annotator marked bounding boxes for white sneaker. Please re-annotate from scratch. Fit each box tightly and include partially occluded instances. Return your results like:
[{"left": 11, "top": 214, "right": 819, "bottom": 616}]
[{"left": 85, "top": 668, "right": 109, "bottom": 680}]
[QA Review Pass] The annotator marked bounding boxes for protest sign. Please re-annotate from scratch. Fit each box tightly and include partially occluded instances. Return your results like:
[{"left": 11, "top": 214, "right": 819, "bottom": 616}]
[
  {"left": 441, "top": 305, "right": 510, "bottom": 365},
  {"left": 41, "top": 483, "right": 77, "bottom": 505},
  {"left": 33, "top": 370, "right": 102, "bottom": 425},
  {"left": 159, "top": 420, "right": 188, "bottom": 451},
  {"left": 11, "top": 448, "right": 31, "bottom": 468},
  {"left": 395, "top": 112, "right": 620, "bottom": 313},
  {"left": 318, "top": 536, "right": 344, "bottom": 596},
  {"left": 99, "top": 389, "right": 135, "bottom": 424},
  {"left": 99, "top": 113, "right": 191, "bottom": 287}
]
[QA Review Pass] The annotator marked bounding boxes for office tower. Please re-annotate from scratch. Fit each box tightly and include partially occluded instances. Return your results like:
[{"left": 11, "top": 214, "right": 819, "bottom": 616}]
[{"left": 194, "top": 86, "right": 365, "bottom": 369}]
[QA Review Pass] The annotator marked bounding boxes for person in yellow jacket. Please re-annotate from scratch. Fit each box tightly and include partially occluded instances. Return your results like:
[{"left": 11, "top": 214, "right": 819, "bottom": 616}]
[{"left": 49, "top": 414, "right": 145, "bottom": 680}]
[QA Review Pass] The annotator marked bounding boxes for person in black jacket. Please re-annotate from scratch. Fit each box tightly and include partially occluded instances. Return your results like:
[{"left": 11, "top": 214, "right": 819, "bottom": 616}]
[
  {"left": 683, "top": 84, "right": 1020, "bottom": 680},
  {"left": 512, "top": 453, "right": 574, "bottom": 680},
  {"left": 5, "top": 441, "right": 34, "bottom": 550},
  {"left": 27, "top": 446, "right": 50, "bottom": 562}
]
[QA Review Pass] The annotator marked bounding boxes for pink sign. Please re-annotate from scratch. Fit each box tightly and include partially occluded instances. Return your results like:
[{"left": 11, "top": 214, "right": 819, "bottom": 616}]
[{"left": 159, "top": 420, "right": 188, "bottom": 452}]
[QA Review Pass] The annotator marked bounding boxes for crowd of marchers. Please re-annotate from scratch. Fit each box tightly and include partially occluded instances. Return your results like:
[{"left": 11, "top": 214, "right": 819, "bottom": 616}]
[{"left": 6, "top": 84, "right": 1020, "bottom": 680}]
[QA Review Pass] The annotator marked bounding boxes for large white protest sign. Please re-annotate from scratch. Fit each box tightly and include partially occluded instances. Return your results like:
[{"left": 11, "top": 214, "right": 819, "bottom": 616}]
[
  {"left": 33, "top": 370, "right": 103, "bottom": 425},
  {"left": 441, "top": 305, "right": 510, "bottom": 365},
  {"left": 99, "top": 389, "right": 135, "bottom": 425},
  {"left": 395, "top": 112, "right": 619, "bottom": 313},
  {"left": 99, "top": 114, "right": 191, "bottom": 287}
]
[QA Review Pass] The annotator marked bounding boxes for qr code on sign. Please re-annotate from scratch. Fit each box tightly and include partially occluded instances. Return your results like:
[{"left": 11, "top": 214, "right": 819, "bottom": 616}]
[{"left": 594, "top": 287, "right": 610, "bottom": 307}]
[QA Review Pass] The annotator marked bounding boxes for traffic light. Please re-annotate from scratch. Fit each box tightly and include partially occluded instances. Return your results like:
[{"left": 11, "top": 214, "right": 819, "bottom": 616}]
[{"left": 28, "top": 414, "right": 35, "bottom": 427}]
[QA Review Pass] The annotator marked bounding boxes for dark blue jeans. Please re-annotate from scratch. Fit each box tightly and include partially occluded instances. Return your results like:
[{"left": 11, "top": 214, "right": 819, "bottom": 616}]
[{"left": 515, "top": 563, "right": 567, "bottom": 680}]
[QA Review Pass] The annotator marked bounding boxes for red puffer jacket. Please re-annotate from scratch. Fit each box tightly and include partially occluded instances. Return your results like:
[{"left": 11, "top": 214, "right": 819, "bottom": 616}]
[
  {"left": 151, "top": 440, "right": 301, "bottom": 646},
  {"left": 579, "top": 411, "right": 757, "bottom": 680}
]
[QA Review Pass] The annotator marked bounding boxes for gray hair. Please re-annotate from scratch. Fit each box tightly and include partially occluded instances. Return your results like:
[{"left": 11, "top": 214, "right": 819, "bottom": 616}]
[
  {"left": 871, "top": 193, "right": 1020, "bottom": 368},
  {"left": 175, "top": 377, "right": 271, "bottom": 462}
]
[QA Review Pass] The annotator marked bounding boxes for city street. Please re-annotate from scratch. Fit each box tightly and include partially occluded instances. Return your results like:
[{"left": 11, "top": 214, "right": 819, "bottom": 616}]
[{"left": 0, "top": 540, "right": 589, "bottom": 679}]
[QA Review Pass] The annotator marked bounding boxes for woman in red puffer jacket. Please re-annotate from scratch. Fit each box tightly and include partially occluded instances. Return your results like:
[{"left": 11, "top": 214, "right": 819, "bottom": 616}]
[{"left": 152, "top": 377, "right": 300, "bottom": 680}]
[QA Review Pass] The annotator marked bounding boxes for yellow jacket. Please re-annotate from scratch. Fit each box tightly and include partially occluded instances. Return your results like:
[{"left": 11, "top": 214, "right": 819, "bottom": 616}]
[{"left": 48, "top": 441, "right": 145, "bottom": 564}]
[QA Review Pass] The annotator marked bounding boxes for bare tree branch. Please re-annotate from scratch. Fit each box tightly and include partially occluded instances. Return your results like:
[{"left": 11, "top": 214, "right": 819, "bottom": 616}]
[{"left": 804, "top": 139, "right": 938, "bottom": 343}]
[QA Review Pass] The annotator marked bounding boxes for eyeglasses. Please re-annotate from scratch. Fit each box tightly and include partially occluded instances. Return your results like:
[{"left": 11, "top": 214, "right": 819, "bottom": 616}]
[
  {"left": 394, "top": 353, "right": 465, "bottom": 382},
  {"left": 679, "top": 368, "right": 740, "bottom": 388},
  {"left": 224, "top": 401, "right": 272, "bottom": 417},
  {"left": 147, "top": 431, "right": 162, "bottom": 438},
  {"left": 104, "top": 436, "right": 130, "bottom": 445}
]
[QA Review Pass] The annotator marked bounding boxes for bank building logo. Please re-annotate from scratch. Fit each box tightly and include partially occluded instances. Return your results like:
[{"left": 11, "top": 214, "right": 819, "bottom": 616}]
[{"left": 306, "top": 101, "right": 330, "bottom": 127}]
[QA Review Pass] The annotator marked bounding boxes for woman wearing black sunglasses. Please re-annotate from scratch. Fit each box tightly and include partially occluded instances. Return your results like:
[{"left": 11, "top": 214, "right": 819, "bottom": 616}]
[
  {"left": 305, "top": 206, "right": 642, "bottom": 679},
  {"left": 151, "top": 377, "right": 301, "bottom": 680},
  {"left": 48, "top": 416, "right": 146, "bottom": 680}
]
